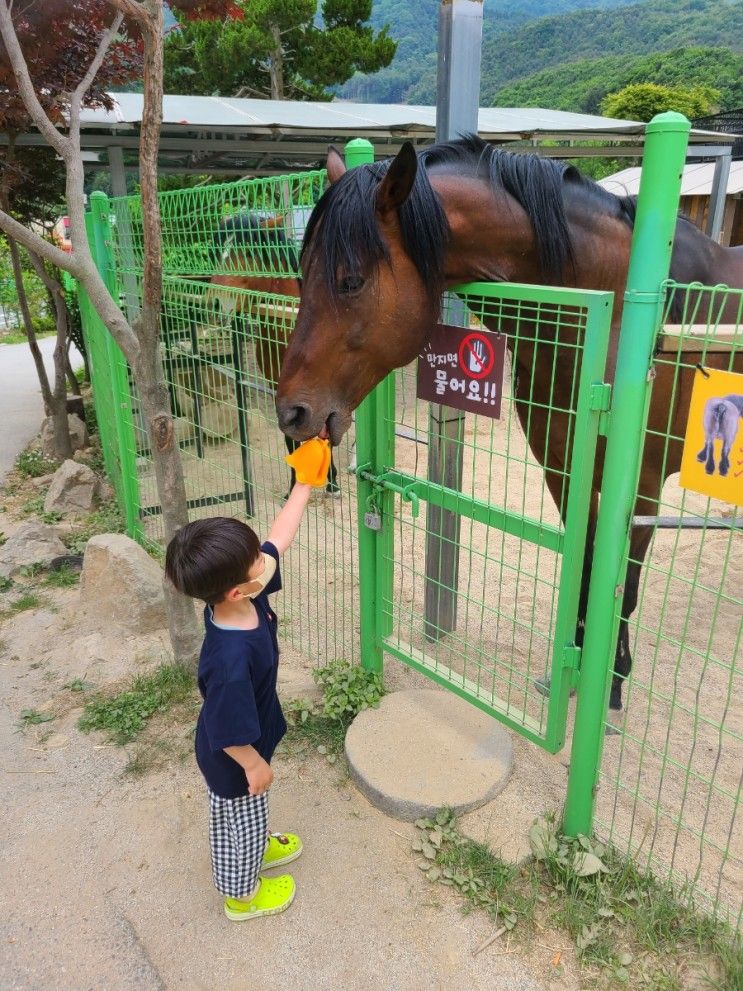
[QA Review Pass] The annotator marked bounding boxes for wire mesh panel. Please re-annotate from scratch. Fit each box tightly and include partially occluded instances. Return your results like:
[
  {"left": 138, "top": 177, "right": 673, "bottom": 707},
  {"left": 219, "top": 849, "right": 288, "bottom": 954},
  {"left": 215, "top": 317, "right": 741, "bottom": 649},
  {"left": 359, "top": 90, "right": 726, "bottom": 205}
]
[
  {"left": 126, "top": 274, "right": 359, "bottom": 670},
  {"left": 596, "top": 281, "right": 743, "bottom": 926},
  {"left": 108, "top": 171, "right": 326, "bottom": 280},
  {"left": 360, "top": 283, "right": 613, "bottom": 751}
]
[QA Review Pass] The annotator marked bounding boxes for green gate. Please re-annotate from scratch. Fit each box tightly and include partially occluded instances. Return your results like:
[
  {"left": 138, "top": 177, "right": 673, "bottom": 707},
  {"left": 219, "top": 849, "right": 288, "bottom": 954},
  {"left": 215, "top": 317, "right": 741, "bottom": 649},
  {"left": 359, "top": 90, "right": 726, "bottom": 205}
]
[{"left": 354, "top": 281, "right": 613, "bottom": 753}]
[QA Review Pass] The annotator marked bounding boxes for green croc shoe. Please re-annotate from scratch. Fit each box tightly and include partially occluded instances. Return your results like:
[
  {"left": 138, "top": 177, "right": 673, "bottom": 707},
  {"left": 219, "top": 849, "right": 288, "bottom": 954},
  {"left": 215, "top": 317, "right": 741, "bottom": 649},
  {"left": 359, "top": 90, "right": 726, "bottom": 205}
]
[
  {"left": 224, "top": 875, "right": 295, "bottom": 921},
  {"left": 262, "top": 832, "right": 303, "bottom": 869}
]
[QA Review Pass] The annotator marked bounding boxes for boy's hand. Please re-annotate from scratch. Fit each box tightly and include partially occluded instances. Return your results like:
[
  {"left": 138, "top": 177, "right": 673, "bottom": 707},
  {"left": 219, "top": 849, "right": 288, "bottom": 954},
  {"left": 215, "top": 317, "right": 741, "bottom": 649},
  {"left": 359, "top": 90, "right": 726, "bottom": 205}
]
[
  {"left": 245, "top": 754, "right": 274, "bottom": 796},
  {"left": 224, "top": 744, "right": 274, "bottom": 796},
  {"left": 285, "top": 437, "right": 331, "bottom": 487}
]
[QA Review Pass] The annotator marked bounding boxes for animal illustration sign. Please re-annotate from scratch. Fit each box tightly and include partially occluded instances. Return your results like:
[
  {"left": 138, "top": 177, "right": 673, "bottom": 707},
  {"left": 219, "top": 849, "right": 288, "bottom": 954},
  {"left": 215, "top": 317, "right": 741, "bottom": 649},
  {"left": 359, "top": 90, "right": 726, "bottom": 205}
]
[{"left": 679, "top": 367, "right": 743, "bottom": 506}]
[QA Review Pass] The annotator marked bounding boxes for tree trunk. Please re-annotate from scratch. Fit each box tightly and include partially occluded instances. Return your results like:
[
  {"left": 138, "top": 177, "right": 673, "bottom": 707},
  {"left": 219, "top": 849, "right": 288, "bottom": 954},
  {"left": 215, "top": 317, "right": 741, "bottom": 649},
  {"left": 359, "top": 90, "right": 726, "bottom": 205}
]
[
  {"left": 269, "top": 23, "right": 285, "bottom": 100},
  {"left": 137, "top": 1, "right": 201, "bottom": 670},
  {"left": 133, "top": 340, "right": 201, "bottom": 667},
  {"left": 65, "top": 346, "right": 82, "bottom": 396},
  {"left": 7, "top": 235, "right": 52, "bottom": 410},
  {"left": 26, "top": 250, "right": 73, "bottom": 460}
]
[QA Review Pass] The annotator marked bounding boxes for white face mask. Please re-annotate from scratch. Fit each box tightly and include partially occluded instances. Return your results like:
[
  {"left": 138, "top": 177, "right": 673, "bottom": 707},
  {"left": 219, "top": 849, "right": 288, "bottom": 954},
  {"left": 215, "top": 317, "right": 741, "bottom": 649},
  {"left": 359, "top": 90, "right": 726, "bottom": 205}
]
[{"left": 237, "top": 553, "right": 277, "bottom": 600}]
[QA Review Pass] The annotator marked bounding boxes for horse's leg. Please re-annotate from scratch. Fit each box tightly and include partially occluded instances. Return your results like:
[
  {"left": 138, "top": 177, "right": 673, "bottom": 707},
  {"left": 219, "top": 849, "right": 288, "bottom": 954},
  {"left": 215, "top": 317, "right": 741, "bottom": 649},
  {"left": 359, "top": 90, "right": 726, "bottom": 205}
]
[
  {"left": 326, "top": 450, "right": 340, "bottom": 495},
  {"left": 696, "top": 440, "right": 710, "bottom": 463},
  {"left": 610, "top": 523, "right": 653, "bottom": 710},
  {"left": 705, "top": 442, "right": 716, "bottom": 475}
]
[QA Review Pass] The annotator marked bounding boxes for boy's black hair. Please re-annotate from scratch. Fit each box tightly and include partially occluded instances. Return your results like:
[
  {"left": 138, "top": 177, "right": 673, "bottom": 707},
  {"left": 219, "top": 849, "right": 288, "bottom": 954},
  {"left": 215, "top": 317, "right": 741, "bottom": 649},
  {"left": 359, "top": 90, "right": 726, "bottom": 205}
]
[{"left": 165, "top": 517, "right": 262, "bottom": 605}]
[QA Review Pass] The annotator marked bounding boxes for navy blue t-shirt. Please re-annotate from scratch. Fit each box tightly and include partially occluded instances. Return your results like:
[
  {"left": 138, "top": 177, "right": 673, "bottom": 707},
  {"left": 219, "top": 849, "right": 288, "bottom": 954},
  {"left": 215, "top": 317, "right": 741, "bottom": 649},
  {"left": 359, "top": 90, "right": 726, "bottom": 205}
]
[{"left": 195, "top": 541, "right": 287, "bottom": 798}]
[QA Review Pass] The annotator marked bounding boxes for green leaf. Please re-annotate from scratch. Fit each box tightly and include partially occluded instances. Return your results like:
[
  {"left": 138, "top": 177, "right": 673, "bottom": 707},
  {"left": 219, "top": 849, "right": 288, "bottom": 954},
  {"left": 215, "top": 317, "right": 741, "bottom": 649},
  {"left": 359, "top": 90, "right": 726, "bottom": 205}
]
[
  {"left": 618, "top": 951, "right": 633, "bottom": 966},
  {"left": 573, "top": 851, "right": 607, "bottom": 876},
  {"left": 428, "top": 830, "right": 442, "bottom": 848},
  {"left": 427, "top": 867, "right": 441, "bottom": 882},
  {"left": 422, "top": 843, "right": 437, "bottom": 860},
  {"left": 411, "top": 838, "right": 423, "bottom": 853}
]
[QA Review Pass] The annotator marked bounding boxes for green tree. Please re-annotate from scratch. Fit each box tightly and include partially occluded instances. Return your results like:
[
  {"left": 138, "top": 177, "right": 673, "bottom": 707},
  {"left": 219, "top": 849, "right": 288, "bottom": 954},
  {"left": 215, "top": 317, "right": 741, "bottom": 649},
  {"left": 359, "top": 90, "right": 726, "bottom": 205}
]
[
  {"left": 164, "top": 0, "right": 396, "bottom": 100},
  {"left": 601, "top": 81, "right": 720, "bottom": 122}
]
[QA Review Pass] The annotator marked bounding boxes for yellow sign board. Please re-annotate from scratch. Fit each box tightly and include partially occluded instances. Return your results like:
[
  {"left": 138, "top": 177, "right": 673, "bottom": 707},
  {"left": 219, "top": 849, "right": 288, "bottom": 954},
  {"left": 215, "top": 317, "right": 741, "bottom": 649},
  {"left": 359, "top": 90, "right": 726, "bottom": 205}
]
[{"left": 679, "top": 368, "right": 743, "bottom": 507}]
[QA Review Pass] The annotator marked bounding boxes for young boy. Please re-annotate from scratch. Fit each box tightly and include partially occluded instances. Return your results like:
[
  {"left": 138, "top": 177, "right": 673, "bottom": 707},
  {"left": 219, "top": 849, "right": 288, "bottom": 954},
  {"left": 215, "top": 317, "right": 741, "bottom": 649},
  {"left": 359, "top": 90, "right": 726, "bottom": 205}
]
[{"left": 165, "top": 441, "right": 328, "bottom": 921}]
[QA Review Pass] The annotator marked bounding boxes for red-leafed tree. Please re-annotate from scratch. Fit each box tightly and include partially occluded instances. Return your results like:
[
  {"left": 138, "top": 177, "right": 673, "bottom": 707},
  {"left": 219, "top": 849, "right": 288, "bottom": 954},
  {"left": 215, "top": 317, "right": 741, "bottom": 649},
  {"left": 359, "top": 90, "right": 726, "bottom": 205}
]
[{"left": 0, "top": 0, "right": 238, "bottom": 669}]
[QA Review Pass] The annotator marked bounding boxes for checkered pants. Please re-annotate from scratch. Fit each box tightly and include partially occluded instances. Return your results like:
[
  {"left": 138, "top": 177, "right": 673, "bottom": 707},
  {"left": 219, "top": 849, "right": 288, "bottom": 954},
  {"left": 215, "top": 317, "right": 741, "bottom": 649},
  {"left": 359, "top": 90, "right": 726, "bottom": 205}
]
[{"left": 208, "top": 789, "right": 269, "bottom": 898}]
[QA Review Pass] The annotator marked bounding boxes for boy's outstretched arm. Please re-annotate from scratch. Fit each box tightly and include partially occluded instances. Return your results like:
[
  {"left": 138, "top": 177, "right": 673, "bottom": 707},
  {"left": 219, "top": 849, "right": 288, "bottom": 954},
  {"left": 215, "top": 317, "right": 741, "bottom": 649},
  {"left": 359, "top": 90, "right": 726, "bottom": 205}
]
[{"left": 267, "top": 483, "right": 312, "bottom": 555}]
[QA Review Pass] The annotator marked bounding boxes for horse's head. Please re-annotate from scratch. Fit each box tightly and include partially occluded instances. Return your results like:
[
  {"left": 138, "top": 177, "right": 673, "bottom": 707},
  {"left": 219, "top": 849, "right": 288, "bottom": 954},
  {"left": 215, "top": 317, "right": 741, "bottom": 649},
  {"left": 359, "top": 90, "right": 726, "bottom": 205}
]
[{"left": 276, "top": 143, "right": 446, "bottom": 443}]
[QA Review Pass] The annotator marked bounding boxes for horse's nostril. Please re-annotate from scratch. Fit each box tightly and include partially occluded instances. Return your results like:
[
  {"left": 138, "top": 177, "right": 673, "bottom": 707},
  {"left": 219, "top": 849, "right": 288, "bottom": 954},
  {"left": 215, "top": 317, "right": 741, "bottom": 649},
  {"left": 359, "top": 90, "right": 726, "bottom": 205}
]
[{"left": 277, "top": 401, "right": 309, "bottom": 433}]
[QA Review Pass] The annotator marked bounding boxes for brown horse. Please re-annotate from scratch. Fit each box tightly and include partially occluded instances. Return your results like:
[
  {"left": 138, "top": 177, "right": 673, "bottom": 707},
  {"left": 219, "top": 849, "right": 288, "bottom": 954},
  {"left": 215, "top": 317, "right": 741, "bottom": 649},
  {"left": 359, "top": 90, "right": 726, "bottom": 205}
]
[
  {"left": 276, "top": 135, "right": 743, "bottom": 710},
  {"left": 208, "top": 211, "right": 339, "bottom": 495}
]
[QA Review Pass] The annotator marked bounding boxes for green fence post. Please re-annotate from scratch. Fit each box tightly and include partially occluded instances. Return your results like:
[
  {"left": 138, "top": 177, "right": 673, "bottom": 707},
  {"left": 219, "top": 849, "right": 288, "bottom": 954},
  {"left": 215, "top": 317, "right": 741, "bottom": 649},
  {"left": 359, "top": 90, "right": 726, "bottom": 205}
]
[
  {"left": 563, "top": 113, "right": 690, "bottom": 837},
  {"left": 348, "top": 138, "right": 395, "bottom": 673},
  {"left": 89, "top": 191, "right": 142, "bottom": 540}
]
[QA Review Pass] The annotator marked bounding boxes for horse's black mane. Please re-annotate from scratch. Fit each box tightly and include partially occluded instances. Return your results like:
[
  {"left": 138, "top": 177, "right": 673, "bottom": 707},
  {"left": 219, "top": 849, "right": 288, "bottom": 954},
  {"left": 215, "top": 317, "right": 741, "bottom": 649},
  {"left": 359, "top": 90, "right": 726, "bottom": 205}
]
[{"left": 301, "top": 133, "right": 646, "bottom": 296}]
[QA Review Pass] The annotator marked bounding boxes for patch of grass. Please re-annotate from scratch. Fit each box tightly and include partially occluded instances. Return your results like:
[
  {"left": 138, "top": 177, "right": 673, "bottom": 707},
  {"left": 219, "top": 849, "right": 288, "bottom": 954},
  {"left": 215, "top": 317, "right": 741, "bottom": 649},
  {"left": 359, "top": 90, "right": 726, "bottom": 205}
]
[
  {"left": 18, "top": 562, "right": 45, "bottom": 579},
  {"left": 124, "top": 737, "right": 192, "bottom": 777},
  {"left": 64, "top": 678, "right": 93, "bottom": 693},
  {"left": 313, "top": 659, "right": 384, "bottom": 722},
  {"left": 15, "top": 449, "right": 58, "bottom": 479},
  {"left": 18, "top": 708, "right": 55, "bottom": 727},
  {"left": 78, "top": 662, "right": 195, "bottom": 744},
  {"left": 9, "top": 592, "right": 45, "bottom": 613},
  {"left": 0, "top": 530, "right": 6, "bottom": 546},
  {"left": 412, "top": 812, "right": 742, "bottom": 990},
  {"left": 282, "top": 661, "right": 385, "bottom": 765},
  {"left": 1, "top": 327, "right": 56, "bottom": 345},
  {"left": 0, "top": 576, "right": 13, "bottom": 592},
  {"left": 63, "top": 503, "right": 126, "bottom": 554},
  {"left": 20, "top": 495, "right": 62, "bottom": 524},
  {"left": 44, "top": 564, "right": 80, "bottom": 588}
]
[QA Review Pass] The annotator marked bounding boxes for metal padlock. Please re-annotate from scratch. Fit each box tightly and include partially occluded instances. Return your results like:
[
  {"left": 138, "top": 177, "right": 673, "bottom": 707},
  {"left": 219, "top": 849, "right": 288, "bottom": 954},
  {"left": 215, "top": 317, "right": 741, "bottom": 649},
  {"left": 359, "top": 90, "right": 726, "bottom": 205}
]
[{"left": 364, "top": 509, "right": 382, "bottom": 531}]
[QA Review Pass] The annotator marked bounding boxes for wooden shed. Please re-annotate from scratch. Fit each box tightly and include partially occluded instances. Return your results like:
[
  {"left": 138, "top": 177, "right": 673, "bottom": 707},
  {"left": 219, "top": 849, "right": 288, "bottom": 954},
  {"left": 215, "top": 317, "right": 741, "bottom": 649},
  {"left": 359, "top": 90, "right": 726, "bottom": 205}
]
[{"left": 600, "top": 161, "right": 743, "bottom": 247}]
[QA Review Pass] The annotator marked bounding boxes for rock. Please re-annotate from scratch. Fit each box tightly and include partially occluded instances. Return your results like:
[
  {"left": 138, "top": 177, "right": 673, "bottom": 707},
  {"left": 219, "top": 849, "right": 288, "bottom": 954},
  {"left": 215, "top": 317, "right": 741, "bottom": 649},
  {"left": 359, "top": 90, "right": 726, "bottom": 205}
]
[
  {"left": 44, "top": 460, "right": 99, "bottom": 515},
  {"left": 66, "top": 395, "right": 85, "bottom": 420},
  {"left": 40, "top": 413, "right": 89, "bottom": 459},
  {"left": 0, "top": 521, "right": 67, "bottom": 578},
  {"left": 72, "top": 447, "right": 94, "bottom": 464},
  {"left": 31, "top": 473, "right": 56, "bottom": 490},
  {"left": 80, "top": 534, "right": 167, "bottom": 633},
  {"left": 97, "top": 480, "right": 115, "bottom": 503}
]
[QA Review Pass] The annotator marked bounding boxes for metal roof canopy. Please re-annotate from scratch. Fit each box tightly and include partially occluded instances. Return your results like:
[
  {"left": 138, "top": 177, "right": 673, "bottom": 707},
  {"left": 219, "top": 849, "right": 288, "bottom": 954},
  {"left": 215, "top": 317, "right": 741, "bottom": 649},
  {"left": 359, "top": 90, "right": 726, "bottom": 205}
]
[
  {"left": 5, "top": 92, "right": 738, "bottom": 177},
  {"left": 4, "top": 90, "right": 738, "bottom": 240}
]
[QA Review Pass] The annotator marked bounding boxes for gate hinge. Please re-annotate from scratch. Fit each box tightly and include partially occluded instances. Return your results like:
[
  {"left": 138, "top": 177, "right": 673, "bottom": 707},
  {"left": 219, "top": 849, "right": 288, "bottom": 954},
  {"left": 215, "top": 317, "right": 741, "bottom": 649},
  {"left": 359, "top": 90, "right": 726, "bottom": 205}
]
[
  {"left": 589, "top": 382, "right": 612, "bottom": 436},
  {"left": 562, "top": 645, "right": 582, "bottom": 671}
]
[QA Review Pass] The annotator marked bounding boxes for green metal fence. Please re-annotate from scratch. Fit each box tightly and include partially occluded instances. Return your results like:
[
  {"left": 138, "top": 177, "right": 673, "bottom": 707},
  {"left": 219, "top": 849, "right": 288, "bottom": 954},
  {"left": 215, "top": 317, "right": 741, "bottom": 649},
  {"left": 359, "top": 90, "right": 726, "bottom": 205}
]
[
  {"left": 596, "top": 281, "right": 743, "bottom": 927},
  {"left": 79, "top": 121, "right": 741, "bottom": 928},
  {"left": 354, "top": 282, "right": 613, "bottom": 754}
]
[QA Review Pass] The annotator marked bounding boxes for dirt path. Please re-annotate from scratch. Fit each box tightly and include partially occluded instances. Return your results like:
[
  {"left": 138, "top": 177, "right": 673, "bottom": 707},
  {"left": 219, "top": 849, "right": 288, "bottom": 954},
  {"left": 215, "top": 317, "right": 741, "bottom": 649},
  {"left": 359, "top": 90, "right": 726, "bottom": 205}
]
[{"left": 0, "top": 568, "right": 582, "bottom": 991}]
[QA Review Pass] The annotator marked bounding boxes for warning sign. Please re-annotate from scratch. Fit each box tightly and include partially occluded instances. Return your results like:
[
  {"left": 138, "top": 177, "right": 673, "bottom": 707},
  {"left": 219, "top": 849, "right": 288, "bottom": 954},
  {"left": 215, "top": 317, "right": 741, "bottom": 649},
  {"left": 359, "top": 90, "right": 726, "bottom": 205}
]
[
  {"left": 679, "top": 366, "right": 743, "bottom": 507},
  {"left": 417, "top": 323, "right": 506, "bottom": 418}
]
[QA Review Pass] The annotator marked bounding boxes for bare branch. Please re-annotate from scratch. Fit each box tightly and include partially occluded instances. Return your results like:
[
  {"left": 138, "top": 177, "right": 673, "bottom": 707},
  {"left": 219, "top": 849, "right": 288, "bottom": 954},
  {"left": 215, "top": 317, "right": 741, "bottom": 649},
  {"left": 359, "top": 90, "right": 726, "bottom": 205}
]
[
  {"left": 0, "top": 208, "right": 82, "bottom": 275},
  {"left": 0, "top": 0, "right": 68, "bottom": 157},
  {"left": 70, "top": 11, "right": 125, "bottom": 112}
]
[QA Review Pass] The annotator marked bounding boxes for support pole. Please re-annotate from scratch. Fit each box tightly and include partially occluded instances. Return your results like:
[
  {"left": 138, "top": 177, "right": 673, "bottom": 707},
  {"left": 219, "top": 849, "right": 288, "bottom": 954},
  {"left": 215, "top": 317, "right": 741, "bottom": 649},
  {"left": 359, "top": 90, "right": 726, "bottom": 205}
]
[
  {"left": 424, "top": 0, "right": 484, "bottom": 640},
  {"left": 350, "top": 138, "right": 396, "bottom": 673},
  {"left": 563, "top": 113, "right": 690, "bottom": 837},
  {"left": 705, "top": 148, "right": 732, "bottom": 244},
  {"left": 107, "top": 145, "right": 141, "bottom": 322}
]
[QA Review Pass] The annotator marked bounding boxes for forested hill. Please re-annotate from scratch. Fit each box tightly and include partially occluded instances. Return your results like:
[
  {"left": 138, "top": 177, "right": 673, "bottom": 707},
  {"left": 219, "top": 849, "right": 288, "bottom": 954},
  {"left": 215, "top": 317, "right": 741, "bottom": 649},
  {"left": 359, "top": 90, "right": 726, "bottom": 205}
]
[
  {"left": 338, "top": 0, "right": 638, "bottom": 103},
  {"left": 478, "top": 0, "right": 743, "bottom": 106},
  {"left": 493, "top": 46, "right": 743, "bottom": 114},
  {"left": 341, "top": 0, "right": 743, "bottom": 105}
]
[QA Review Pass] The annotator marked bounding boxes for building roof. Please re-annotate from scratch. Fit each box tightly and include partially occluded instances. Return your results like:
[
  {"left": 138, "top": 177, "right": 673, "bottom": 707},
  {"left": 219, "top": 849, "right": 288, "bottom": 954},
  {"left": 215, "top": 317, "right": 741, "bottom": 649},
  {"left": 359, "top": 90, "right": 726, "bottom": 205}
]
[
  {"left": 600, "top": 161, "right": 743, "bottom": 197},
  {"left": 6, "top": 92, "right": 739, "bottom": 176}
]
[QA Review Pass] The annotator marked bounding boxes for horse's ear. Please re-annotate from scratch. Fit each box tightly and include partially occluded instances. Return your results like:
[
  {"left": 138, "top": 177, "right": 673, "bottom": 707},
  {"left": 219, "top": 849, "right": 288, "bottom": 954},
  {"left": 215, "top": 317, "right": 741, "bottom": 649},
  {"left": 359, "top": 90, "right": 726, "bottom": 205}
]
[
  {"left": 326, "top": 145, "right": 346, "bottom": 184},
  {"left": 376, "top": 142, "right": 417, "bottom": 216}
]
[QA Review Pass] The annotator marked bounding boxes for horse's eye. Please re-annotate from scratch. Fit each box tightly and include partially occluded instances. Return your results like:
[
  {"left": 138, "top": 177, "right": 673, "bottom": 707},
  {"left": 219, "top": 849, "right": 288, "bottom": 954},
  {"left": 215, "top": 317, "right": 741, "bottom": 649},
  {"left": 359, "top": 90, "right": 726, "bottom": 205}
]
[{"left": 338, "top": 275, "right": 365, "bottom": 296}]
